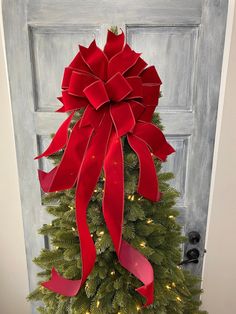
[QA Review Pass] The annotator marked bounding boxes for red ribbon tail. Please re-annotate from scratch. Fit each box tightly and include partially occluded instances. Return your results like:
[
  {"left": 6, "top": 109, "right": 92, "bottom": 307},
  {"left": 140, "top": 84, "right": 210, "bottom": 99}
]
[
  {"left": 38, "top": 122, "right": 93, "bottom": 192},
  {"left": 103, "top": 131, "right": 154, "bottom": 307},
  {"left": 103, "top": 130, "right": 124, "bottom": 253},
  {"left": 75, "top": 113, "right": 113, "bottom": 290},
  {"left": 41, "top": 267, "right": 82, "bottom": 296},
  {"left": 119, "top": 240, "right": 154, "bottom": 307},
  {"left": 133, "top": 121, "right": 175, "bottom": 161},
  {"left": 127, "top": 134, "right": 160, "bottom": 202},
  {"left": 35, "top": 112, "right": 75, "bottom": 160},
  {"left": 42, "top": 113, "right": 112, "bottom": 296}
]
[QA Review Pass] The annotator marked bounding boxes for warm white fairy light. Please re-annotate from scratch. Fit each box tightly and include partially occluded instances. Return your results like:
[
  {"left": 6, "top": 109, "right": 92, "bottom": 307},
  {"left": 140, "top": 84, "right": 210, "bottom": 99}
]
[
  {"left": 136, "top": 305, "right": 141, "bottom": 311},
  {"left": 140, "top": 241, "right": 146, "bottom": 248},
  {"left": 168, "top": 215, "right": 174, "bottom": 219},
  {"left": 146, "top": 218, "right": 153, "bottom": 224},
  {"left": 94, "top": 189, "right": 98, "bottom": 193},
  {"left": 99, "top": 231, "right": 104, "bottom": 236},
  {"left": 96, "top": 300, "right": 100, "bottom": 308},
  {"left": 68, "top": 205, "right": 74, "bottom": 210},
  {"left": 110, "top": 270, "right": 115, "bottom": 275},
  {"left": 72, "top": 227, "right": 75, "bottom": 231},
  {"left": 172, "top": 282, "right": 176, "bottom": 288},
  {"left": 176, "top": 296, "right": 182, "bottom": 302},
  {"left": 166, "top": 284, "right": 171, "bottom": 290},
  {"left": 127, "top": 194, "right": 135, "bottom": 201}
]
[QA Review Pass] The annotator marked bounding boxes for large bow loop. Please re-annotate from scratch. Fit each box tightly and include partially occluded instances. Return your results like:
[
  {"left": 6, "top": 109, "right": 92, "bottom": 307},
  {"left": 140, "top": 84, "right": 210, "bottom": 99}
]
[{"left": 36, "top": 29, "right": 175, "bottom": 307}]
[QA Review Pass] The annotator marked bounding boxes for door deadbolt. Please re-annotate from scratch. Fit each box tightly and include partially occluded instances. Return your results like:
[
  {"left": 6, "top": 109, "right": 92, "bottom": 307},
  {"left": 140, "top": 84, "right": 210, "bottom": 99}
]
[{"left": 188, "top": 231, "right": 201, "bottom": 244}]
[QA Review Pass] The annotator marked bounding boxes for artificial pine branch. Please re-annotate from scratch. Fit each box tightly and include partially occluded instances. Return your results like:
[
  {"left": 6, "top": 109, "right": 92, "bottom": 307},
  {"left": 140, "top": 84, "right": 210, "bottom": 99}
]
[{"left": 28, "top": 111, "right": 207, "bottom": 313}]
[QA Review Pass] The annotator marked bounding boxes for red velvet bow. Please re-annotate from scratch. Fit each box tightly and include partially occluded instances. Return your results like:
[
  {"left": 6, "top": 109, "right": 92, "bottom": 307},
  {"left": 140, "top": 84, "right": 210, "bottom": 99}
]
[{"left": 35, "top": 29, "right": 175, "bottom": 307}]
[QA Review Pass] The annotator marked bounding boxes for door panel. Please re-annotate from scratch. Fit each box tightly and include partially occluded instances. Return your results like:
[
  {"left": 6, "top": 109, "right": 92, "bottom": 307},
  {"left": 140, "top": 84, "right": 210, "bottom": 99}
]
[
  {"left": 128, "top": 26, "right": 198, "bottom": 111},
  {"left": 2, "top": 1, "right": 228, "bottom": 312}
]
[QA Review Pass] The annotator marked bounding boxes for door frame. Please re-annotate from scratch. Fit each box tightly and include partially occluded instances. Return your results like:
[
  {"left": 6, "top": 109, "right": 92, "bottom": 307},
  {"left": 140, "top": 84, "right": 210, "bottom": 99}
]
[{"left": 201, "top": 0, "right": 236, "bottom": 312}]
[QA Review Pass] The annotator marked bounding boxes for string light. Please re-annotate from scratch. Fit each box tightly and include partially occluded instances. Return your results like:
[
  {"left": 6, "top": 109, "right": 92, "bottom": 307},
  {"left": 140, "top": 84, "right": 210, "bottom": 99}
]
[
  {"left": 176, "top": 296, "right": 182, "bottom": 302},
  {"left": 96, "top": 300, "right": 100, "bottom": 308},
  {"left": 172, "top": 282, "right": 176, "bottom": 288},
  {"left": 68, "top": 205, "right": 74, "bottom": 210},
  {"left": 99, "top": 231, "right": 104, "bottom": 236},
  {"left": 168, "top": 215, "right": 175, "bottom": 219},
  {"left": 166, "top": 284, "right": 171, "bottom": 290},
  {"left": 72, "top": 227, "right": 75, "bottom": 231},
  {"left": 140, "top": 241, "right": 146, "bottom": 248},
  {"left": 138, "top": 197, "right": 142, "bottom": 200},
  {"left": 146, "top": 218, "right": 153, "bottom": 224},
  {"left": 102, "top": 177, "right": 105, "bottom": 181},
  {"left": 94, "top": 189, "right": 98, "bottom": 192},
  {"left": 136, "top": 305, "right": 141, "bottom": 311},
  {"left": 110, "top": 270, "right": 115, "bottom": 275},
  {"left": 128, "top": 194, "right": 134, "bottom": 201},
  {"left": 85, "top": 312, "right": 90, "bottom": 314},
  {"left": 127, "top": 194, "right": 135, "bottom": 201}
]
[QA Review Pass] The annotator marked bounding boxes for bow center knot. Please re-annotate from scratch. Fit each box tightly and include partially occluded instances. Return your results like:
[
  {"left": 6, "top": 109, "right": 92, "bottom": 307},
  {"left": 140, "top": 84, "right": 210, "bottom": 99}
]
[{"left": 83, "top": 72, "right": 133, "bottom": 110}]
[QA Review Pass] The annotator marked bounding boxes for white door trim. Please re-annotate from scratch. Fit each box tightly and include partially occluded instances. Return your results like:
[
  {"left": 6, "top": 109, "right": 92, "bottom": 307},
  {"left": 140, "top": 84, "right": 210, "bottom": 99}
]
[
  {"left": 201, "top": 0, "right": 236, "bottom": 312},
  {"left": 0, "top": 1, "right": 31, "bottom": 313}
]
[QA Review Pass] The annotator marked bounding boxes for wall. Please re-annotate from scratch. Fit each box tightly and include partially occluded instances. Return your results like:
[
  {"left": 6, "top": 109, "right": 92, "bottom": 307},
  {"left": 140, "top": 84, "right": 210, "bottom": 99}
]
[
  {"left": 0, "top": 1, "right": 31, "bottom": 313},
  {"left": 0, "top": 1, "right": 235, "bottom": 313},
  {"left": 201, "top": 0, "right": 236, "bottom": 313}
]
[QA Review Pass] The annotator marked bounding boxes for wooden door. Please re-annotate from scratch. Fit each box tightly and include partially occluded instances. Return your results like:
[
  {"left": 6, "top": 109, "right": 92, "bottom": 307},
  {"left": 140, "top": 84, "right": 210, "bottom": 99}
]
[{"left": 2, "top": 0, "right": 228, "bottom": 312}]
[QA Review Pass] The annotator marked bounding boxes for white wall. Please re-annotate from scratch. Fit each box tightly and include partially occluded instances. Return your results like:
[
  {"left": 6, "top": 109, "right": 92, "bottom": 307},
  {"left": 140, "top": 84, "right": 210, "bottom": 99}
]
[
  {"left": 0, "top": 1, "right": 236, "bottom": 313},
  {"left": 201, "top": 1, "right": 236, "bottom": 313},
  {"left": 0, "top": 1, "right": 31, "bottom": 313}
]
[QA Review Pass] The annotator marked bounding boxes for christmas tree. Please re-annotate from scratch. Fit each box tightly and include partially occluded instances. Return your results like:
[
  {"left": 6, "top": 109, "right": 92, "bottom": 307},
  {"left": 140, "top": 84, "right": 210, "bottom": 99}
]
[
  {"left": 28, "top": 27, "right": 207, "bottom": 314},
  {"left": 28, "top": 111, "right": 207, "bottom": 314}
]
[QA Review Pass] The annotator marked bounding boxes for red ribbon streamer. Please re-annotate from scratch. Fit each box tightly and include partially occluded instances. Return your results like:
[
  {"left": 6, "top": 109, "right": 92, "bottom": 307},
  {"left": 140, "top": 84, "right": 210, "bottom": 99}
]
[{"left": 36, "top": 29, "right": 175, "bottom": 307}]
